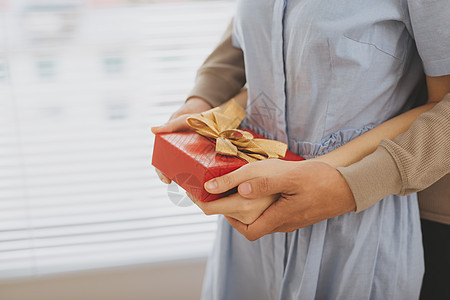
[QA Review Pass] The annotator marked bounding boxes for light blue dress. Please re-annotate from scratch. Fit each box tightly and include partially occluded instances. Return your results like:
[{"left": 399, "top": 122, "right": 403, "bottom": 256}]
[{"left": 202, "top": 0, "right": 450, "bottom": 299}]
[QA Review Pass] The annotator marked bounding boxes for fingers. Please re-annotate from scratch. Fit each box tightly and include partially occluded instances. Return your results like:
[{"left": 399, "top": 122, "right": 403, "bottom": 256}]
[
  {"left": 204, "top": 160, "right": 298, "bottom": 195},
  {"left": 152, "top": 96, "right": 213, "bottom": 135},
  {"left": 155, "top": 168, "right": 171, "bottom": 184},
  {"left": 237, "top": 176, "right": 281, "bottom": 198},
  {"left": 151, "top": 114, "right": 192, "bottom": 134},
  {"left": 225, "top": 199, "right": 286, "bottom": 241},
  {"left": 238, "top": 172, "right": 296, "bottom": 199},
  {"left": 152, "top": 97, "right": 212, "bottom": 135},
  {"left": 204, "top": 161, "right": 269, "bottom": 194},
  {"left": 191, "top": 193, "right": 248, "bottom": 217}
]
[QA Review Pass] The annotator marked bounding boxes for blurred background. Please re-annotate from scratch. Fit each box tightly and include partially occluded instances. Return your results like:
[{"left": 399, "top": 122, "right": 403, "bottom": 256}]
[{"left": 0, "top": 0, "right": 234, "bottom": 299}]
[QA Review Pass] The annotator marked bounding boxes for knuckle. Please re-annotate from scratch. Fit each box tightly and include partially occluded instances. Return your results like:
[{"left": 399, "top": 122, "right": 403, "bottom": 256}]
[
  {"left": 257, "top": 177, "right": 270, "bottom": 194},
  {"left": 239, "top": 163, "right": 251, "bottom": 172},
  {"left": 287, "top": 176, "right": 297, "bottom": 187},
  {"left": 219, "top": 175, "right": 233, "bottom": 189},
  {"left": 239, "top": 162, "right": 257, "bottom": 176},
  {"left": 164, "top": 122, "right": 174, "bottom": 132},
  {"left": 170, "top": 110, "right": 184, "bottom": 120}
]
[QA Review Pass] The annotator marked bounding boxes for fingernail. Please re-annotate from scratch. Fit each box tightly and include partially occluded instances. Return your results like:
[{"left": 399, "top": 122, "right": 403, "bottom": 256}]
[
  {"left": 240, "top": 183, "right": 252, "bottom": 195},
  {"left": 162, "top": 178, "right": 170, "bottom": 184},
  {"left": 205, "top": 179, "right": 218, "bottom": 190}
]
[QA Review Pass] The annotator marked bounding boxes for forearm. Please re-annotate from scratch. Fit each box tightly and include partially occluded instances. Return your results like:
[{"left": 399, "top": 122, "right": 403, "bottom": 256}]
[
  {"left": 336, "top": 92, "right": 450, "bottom": 212},
  {"left": 313, "top": 74, "right": 450, "bottom": 169},
  {"left": 313, "top": 102, "right": 437, "bottom": 168}
]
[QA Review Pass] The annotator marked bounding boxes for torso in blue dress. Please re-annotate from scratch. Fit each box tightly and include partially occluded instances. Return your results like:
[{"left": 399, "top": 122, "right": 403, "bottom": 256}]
[{"left": 202, "top": 1, "right": 425, "bottom": 299}]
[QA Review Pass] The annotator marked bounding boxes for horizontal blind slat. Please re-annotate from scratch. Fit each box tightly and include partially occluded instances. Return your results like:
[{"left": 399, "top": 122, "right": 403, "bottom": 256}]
[{"left": 0, "top": 0, "right": 234, "bottom": 280}]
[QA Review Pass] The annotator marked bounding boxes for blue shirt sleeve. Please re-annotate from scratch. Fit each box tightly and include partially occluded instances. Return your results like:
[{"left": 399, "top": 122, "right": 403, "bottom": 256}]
[{"left": 407, "top": 0, "right": 450, "bottom": 76}]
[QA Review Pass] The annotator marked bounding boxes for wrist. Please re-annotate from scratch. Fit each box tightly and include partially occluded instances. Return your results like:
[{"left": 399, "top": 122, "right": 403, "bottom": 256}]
[
  {"left": 334, "top": 168, "right": 357, "bottom": 213},
  {"left": 183, "top": 96, "right": 213, "bottom": 113},
  {"left": 186, "top": 96, "right": 211, "bottom": 106}
]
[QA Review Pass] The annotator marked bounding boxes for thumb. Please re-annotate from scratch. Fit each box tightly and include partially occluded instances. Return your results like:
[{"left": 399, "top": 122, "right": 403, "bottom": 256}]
[{"left": 237, "top": 173, "right": 293, "bottom": 199}]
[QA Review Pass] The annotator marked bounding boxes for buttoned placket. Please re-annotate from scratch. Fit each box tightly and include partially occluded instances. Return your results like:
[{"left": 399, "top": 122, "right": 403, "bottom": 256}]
[
  {"left": 270, "top": 1, "right": 292, "bottom": 297},
  {"left": 270, "top": 0, "right": 289, "bottom": 145}
]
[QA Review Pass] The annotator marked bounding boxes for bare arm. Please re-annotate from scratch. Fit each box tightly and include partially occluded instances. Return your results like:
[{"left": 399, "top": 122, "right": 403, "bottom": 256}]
[
  {"left": 210, "top": 78, "right": 450, "bottom": 235},
  {"left": 313, "top": 75, "right": 450, "bottom": 168}
]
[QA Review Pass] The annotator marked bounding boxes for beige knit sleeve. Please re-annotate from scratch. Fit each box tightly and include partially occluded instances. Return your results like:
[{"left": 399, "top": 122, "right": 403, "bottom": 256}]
[
  {"left": 187, "top": 19, "right": 246, "bottom": 108},
  {"left": 338, "top": 93, "right": 450, "bottom": 212}
]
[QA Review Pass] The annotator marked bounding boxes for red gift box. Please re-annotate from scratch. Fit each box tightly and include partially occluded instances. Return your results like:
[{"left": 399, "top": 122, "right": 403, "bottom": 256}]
[{"left": 152, "top": 129, "right": 304, "bottom": 202}]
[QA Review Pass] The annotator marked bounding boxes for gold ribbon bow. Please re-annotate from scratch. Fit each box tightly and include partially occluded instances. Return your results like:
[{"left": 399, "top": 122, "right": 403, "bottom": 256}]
[{"left": 186, "top": 99, "right": 287, "bottom": 163}]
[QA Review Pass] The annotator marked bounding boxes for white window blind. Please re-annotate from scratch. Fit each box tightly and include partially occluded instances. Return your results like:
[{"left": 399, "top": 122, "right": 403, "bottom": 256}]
[{"left": 0, "top": 0, "right": 235, "bottom": 280}]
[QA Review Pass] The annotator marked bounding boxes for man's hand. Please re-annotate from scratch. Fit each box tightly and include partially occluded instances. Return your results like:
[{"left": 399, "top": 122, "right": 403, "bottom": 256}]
[
  {"left": 191, "top": 159, "right": 298, "bottom": 224},
  {"left": 151, "top": 97, "right": 212, "bottom": 184},
  {"left": 207, "top": 161, "right": 356, "bottom": 241}
]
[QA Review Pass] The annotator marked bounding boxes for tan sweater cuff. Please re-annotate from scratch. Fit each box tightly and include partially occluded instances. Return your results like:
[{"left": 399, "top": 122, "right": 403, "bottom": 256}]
[{"left": 337, "top": 145, "right": 403, "bottom": 212}]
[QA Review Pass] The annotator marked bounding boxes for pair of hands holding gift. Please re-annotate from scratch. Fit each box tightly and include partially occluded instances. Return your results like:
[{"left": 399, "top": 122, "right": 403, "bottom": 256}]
[
  {"left": 152, "top": 97, "right": 356, "bottom": 241},
  {"left": 151, "top": 97, "right": 280, "bottom": 225}
]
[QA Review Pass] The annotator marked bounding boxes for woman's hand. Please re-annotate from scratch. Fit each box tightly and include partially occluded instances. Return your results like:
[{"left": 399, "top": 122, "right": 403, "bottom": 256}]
[
  {"left": 187, "top": 159, "right": 301, "bottom": 224},
  {"left": 151, "top": 97, "right": 212, "bottom": 184},
  {"left": 187, "top": 192, "right": 278, "bottom": 225}
]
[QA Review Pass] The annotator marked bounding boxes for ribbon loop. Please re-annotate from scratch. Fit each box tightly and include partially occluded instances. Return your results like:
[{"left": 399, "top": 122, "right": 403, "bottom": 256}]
[
  {"left": 216, "top": 137, "right": 238, "bottom": 156},
  {"left": 186, "top": 99, "right": 287, "bottom": 163}
]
